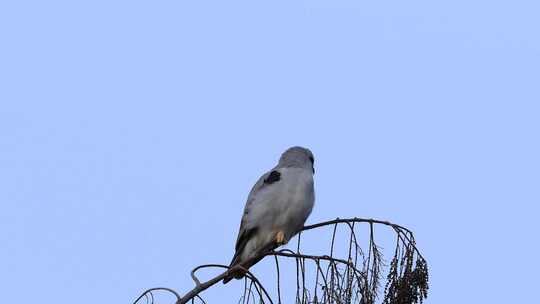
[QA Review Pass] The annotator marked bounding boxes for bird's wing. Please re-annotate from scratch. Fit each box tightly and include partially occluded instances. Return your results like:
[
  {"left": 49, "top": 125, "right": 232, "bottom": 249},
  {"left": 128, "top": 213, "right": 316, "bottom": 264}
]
[{"left": 230, "top": 168, "right": 282, "bottom": 265}]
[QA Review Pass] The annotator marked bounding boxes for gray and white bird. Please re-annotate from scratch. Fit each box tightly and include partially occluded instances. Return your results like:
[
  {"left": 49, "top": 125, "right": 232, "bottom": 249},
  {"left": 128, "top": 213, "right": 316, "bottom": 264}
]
[{"left": 223, "top": 146, "right": 315, "bottom": 283}]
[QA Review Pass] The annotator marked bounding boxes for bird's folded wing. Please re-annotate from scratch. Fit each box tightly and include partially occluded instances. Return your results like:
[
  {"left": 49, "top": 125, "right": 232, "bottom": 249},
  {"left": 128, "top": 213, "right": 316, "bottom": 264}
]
[{"left": 231, "top": 168, "right": 281, "bottom": 262}]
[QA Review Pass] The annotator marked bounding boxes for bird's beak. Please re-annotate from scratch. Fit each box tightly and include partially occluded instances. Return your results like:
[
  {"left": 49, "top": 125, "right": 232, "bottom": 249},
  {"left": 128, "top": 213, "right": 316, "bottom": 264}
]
[{"left": 312, "top": 166, "right": 315, "bottom": 174}]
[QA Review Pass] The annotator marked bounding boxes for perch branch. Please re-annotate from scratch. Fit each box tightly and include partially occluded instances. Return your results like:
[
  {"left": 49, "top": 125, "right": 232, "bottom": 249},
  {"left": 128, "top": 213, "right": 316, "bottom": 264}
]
[{"left": 133, "top": 217, "right": 428, "bottom": 304}]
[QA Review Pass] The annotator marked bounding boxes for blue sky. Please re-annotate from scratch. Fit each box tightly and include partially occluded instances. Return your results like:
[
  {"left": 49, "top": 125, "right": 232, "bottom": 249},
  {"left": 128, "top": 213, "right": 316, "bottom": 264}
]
[{"left": 0, "top": 0, "right": 538, "bottom": 303}]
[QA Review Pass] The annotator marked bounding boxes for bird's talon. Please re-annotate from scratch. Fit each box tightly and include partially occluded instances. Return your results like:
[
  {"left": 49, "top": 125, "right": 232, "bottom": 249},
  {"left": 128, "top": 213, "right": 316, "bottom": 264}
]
[{"left": 275, "top": 231, "right": 286, "bottom": 245}]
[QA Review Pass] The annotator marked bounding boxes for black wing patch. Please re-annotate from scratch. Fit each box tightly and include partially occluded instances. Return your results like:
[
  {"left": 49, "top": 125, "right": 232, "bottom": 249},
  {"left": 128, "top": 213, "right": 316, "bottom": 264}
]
[{"left": 263, "top": 170, "right": 281, "bottom": 184}]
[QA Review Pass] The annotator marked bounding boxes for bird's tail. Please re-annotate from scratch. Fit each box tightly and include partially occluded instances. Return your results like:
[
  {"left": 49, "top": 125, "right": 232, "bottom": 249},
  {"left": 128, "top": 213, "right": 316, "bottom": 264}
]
[
  {"left": 222, "top": 256, "right": 245, "bottom": 284},
  {"left": 223, "top": 242, "right": 277, "bottom": 284}
]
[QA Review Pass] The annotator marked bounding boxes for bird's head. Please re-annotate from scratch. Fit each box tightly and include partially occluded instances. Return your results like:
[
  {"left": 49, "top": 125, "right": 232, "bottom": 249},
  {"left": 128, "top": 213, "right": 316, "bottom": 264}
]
[{"left": 278, "top": 146, "right": 315, "bottom": 174}]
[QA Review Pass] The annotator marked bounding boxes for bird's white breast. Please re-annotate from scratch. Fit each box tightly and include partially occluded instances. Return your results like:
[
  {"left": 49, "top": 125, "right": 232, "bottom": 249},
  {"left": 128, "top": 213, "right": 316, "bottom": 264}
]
[
  {"left": 275, "top": 167, "right": 314, "bottom": 234},
  {"left": 249, "top": 168, "right": 314, "bottom": 240}
]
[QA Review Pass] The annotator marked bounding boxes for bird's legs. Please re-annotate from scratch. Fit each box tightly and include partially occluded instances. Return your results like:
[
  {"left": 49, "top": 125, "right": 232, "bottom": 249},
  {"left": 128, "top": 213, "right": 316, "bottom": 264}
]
[{"left": 275, "top": 230, "right": 287, "bottom": 246}]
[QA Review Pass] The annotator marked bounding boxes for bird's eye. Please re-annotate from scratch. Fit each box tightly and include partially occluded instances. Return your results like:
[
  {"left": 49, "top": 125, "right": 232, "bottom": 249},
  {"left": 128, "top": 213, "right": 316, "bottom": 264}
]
[{"left": 309, "top": 156, "right": 314, "bottom": 164}]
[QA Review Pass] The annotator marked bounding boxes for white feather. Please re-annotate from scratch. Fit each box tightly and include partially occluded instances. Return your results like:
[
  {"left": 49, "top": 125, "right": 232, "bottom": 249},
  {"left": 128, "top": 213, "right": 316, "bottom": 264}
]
[{"left": 239, "top": 167, "right": 314, "bottom": 261}]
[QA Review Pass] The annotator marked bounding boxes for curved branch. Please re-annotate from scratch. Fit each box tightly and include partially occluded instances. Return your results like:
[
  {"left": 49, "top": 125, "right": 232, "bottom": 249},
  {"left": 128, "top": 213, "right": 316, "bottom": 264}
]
[
  {"left": 133, "top": 287, "right": 181, "bottom": 304},
  {"left": 175, "top": 250, "right": 361, "bottom": 304},
  {"left": 178, "top": 263, "right": 274, "bottom": 304},
  {"left": 133, "top": 217, "right": 429, "bottom": 304},
  {"left": 302, "top": 217, "right": 426, "bottom": 261},
  {"left": 273, "top": 249, "right": 354, "bottom": 269}
]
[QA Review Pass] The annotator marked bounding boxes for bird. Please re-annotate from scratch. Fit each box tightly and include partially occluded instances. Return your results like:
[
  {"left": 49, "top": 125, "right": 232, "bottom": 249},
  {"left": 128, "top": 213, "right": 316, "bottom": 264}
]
[{"left": 223, "top": 146, "right": 315, "bottom": 283}]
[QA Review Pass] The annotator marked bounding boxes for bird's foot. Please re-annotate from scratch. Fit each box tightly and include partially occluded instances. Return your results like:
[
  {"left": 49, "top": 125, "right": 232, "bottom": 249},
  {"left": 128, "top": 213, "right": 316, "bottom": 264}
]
[{"left": 275, "top": 230, "right": 287, "bottom": 245}]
